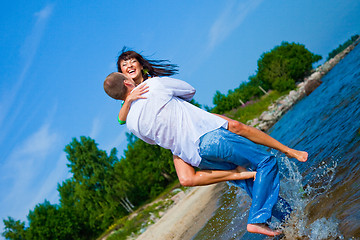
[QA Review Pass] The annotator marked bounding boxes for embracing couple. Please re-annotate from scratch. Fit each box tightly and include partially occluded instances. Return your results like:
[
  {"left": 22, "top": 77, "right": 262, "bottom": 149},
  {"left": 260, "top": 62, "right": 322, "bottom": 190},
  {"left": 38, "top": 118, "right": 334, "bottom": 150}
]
[{"left": 103, "top": 49, "right": 308, "bottom": 237}]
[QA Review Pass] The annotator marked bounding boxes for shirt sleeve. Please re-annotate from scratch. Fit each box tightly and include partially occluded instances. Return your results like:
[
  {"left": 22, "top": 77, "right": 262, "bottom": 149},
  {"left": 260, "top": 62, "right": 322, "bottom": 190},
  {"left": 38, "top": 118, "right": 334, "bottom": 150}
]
[{"left": 159, "top": 77, "right": 196, "bottom": 101}]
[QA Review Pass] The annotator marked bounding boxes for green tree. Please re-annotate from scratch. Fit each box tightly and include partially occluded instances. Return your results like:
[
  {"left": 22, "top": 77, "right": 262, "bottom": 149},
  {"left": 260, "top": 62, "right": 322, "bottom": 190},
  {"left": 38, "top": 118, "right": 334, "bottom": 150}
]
[
  {"left": 210, "top": 42, "right": 321, "bottom": 114},
  {"left": 257, "top": 42, "right": 322, "bottom": 92},
  {"left": 2, "top": 217, "right": 26, "bottom": 240},
  {"left": 213, "top": 91, "right": 226, "bottom": 107},
  {"left": 108, "top": 164, "right": 134, "bottom": 213},
  {"left": 190, "top": 99, "right": 202, "bottom": 108},
  {"left": 64, "top": 136, "right": 119, "bottom": 235},
  {"left": 57, "top": 179, "right": 89, "bottom": 239},
  {"left": 115, "top": 133, "right": 176, "bottom": 206},
  {"left": 211, "top": 76, "right": 265, "bottom": 114},
  {"left": 26, "top": 200, "right": 78, "bottom": 240},
  {"left": 327, "top": 34, "right": 359, "bottom": 60},
  {"left": 272, "top": 76, "right": 295, "bottom": 92}
]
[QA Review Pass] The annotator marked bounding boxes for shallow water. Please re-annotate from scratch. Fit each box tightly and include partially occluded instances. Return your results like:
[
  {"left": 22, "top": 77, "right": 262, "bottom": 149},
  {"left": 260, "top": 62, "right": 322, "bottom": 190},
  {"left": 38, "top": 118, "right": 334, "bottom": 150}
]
[{"left": 193, "top": 44, "right": 360, "bottom": 240}]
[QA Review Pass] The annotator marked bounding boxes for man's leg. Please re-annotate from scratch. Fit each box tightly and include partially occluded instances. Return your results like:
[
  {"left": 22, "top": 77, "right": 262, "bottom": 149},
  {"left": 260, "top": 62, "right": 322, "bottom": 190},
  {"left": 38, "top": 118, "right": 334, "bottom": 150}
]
[
  {"left": 173, "top": 155, "right": 255, "bottom": 187},
  {"left": 197, "top": 159, "right": 285, "bottom": 236},
  {"left": 198, "top": 128, "right": 289, "bottom": 236},
  {"left": 232, "top": 179, "right": 291, "bottom": 223}
]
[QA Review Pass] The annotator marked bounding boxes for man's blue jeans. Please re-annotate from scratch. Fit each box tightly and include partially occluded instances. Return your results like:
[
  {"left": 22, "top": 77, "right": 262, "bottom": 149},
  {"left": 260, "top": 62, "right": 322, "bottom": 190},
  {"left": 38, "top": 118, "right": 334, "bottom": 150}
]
[{"left": 198, "top": 128, "right": 291, "bottom": 224}]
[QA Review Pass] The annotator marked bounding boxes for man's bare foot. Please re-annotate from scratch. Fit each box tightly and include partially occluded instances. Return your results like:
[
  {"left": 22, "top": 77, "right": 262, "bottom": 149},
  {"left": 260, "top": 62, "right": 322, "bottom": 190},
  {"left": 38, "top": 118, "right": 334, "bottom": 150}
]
[
  {"left": 247, "top": 223, "right": 282, "bottom": 236},
  {"left": 285, "top": 149, "right": 308, "bottom": 162}
]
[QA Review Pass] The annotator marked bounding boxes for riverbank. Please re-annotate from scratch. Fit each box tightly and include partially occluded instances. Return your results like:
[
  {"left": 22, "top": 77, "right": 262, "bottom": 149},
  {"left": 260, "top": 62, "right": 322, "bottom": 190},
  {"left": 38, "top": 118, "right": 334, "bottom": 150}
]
[
  {"left": 248, "top": 36, "right": 360, "bottom": 132},
  {"left": 136, "top": 183, "right": 225, "bottom": 240}
]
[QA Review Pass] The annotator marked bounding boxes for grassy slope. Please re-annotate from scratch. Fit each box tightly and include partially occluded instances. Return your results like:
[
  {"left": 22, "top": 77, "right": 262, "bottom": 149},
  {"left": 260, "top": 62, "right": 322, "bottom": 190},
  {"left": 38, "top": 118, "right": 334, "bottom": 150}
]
[
  {"left": 98, "top": 182, "right": 188, "bottom": 240},
  {"left": 224, "top": 90, "right": 288, "bottom": 124}
]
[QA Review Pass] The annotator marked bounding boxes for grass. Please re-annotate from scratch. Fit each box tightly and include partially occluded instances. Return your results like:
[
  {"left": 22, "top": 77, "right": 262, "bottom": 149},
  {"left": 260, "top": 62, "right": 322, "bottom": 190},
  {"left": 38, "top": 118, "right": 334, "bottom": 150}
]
[
  {"left": 225, "top": 90, "right": 289, "bottom": 124},
  {"left": 106, "top": 200, "right": 173, "bottom": 240},
  {"left": 98, "top": 181, "right": 188, "bottom": 240}
]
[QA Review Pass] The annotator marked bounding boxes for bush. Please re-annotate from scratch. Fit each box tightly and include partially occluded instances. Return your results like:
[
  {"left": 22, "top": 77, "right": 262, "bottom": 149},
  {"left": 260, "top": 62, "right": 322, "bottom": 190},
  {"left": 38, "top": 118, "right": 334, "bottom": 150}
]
[{"left": 272, "top": 77, "right": 295, "bottom": 92}]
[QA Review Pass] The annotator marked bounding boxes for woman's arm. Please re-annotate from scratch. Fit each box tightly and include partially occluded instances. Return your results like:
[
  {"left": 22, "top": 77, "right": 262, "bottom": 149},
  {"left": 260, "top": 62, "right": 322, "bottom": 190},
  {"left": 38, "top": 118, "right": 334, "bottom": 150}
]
[
  {"left": 173, "top": 155, "right": 255, "bottom": 187},
  {"left": 160, "top": 77, "right": 196, "bottom": 102},
  {"left": 118, "top": 84, "right": 149, "bottom": 122}
]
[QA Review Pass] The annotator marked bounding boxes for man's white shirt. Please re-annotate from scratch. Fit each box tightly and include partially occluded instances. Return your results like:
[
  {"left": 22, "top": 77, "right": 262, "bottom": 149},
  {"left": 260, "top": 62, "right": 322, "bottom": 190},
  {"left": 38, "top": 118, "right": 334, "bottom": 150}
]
[{"left": 126, "top": 77, "right": 228, "bottom": 167}]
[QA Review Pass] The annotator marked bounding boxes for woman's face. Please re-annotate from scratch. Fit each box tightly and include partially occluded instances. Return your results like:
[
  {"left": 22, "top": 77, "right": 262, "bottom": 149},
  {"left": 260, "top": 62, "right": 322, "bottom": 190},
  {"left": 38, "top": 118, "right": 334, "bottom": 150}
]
[{"left": 120, "top": 58, "right": 144, "bottom": 85}]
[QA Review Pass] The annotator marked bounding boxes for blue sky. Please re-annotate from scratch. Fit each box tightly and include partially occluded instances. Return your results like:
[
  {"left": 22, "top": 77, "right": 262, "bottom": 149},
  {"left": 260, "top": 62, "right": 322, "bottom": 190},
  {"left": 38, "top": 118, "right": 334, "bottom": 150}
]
[{"left": 0, "top": 0, "right": 359, "bottom": 232}]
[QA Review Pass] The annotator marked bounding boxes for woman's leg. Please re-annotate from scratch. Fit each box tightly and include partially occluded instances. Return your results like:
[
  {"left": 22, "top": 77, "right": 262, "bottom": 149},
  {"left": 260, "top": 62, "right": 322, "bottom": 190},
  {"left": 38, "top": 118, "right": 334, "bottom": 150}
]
[{"left": 213, "top": 114, "right": 308, "bottom": 162}]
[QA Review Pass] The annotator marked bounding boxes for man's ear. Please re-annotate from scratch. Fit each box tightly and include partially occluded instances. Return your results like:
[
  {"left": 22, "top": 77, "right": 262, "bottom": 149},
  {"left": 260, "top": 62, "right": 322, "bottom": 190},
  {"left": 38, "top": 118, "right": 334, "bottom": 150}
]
[{"left": 123, "top": 79, "right": 133, "bottom": 87}]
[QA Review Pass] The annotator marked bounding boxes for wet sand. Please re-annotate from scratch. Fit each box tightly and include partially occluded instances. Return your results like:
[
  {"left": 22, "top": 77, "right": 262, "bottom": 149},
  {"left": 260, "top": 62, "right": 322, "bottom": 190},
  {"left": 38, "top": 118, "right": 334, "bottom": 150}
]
[{"left": 136, "top": 183, "right": 225, "bottom": 240}]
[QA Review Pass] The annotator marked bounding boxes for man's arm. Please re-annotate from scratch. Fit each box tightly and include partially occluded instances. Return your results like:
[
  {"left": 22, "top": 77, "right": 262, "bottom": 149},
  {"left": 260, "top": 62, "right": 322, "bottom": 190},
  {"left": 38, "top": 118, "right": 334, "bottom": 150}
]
[{"left": 173, "top": 155, "right": 255, "bottom": 187}]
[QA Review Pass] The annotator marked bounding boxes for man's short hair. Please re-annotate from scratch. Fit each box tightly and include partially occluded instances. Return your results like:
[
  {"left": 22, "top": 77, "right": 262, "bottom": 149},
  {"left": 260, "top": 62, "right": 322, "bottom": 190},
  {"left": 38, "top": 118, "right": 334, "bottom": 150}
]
[{"left": 104, "top": 72, "right": 128, "bottom": 100}]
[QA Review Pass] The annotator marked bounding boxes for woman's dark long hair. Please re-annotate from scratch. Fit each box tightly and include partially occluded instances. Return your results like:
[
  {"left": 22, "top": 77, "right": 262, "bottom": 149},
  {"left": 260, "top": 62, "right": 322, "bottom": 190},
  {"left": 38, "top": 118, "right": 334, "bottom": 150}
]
[{"left": 117, "top": 47, "right": 178, "bottom": 79}]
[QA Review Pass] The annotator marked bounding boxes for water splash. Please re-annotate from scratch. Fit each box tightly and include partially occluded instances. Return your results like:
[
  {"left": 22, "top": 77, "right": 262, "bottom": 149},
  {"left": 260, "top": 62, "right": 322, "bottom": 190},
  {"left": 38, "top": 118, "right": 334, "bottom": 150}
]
[{"left": 275, "top": 155, "right": 344, "bottom": 239}]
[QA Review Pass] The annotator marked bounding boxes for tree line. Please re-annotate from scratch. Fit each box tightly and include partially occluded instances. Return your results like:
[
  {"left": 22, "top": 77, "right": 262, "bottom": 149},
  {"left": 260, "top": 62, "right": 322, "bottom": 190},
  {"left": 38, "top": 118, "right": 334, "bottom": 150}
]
[
  {"left": 326, "top": 34, "right": 359, "bottom": 61},
  {"left": 2, "top": 135, "right": 176, "bottom": 240},
  {"left": 3, "top": 36, "right": 357, "bottom": 239},
  {"left": 211, "top": 41, "right": 322, "bottom": 114}
]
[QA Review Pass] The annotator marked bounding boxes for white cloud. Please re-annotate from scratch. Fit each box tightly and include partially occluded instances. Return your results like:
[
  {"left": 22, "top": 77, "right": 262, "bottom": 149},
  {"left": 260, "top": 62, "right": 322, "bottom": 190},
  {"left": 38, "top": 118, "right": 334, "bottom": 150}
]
[
  {"left": 0, "top": 122, "right": 60, "bottom": 221},
  {"left": 28, "top": 153, "right": 71, "bottom": 208},
  {"left": 90, "top": 117, "right": 102, "bottom": 140},
  {"left": 104, "top": 127, "right": 128, "bottom": 153},
  {"left": 207, "top": 0, "right": 263, "bottom": 51},
  {"left": 0, "top": 4, "right": 54, "bottom": 144},
  {"left": 108, "top": 61, "right": 117, "bottom": 72},
  {"left": 15, "top": 124, "right": 57, "bottom": 159},
  {"left": 183, "top": 0, "right": 264, "bottom": 77},
  {"left": 34, "top": 4, "right": 54, "bottom": 20},
  {"left": 19, "top": 4, "right": 54, "bottom": 70}
]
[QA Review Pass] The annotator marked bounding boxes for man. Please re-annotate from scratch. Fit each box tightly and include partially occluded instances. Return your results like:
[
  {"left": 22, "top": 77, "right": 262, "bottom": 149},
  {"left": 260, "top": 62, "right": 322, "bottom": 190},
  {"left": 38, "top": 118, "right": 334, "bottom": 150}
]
[{"left": 104, "top": 72, "right": 305, "bottom": 236}]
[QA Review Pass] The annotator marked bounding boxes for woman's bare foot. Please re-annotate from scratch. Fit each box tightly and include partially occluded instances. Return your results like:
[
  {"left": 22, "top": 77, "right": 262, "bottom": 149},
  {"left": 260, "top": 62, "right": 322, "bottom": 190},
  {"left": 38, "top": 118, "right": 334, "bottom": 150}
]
[
  {"left": 285, "top": 148, "right": 308, "bottom": 162},
  {"left": 247, "top": 223, "right": 282, "bottom": 236}
]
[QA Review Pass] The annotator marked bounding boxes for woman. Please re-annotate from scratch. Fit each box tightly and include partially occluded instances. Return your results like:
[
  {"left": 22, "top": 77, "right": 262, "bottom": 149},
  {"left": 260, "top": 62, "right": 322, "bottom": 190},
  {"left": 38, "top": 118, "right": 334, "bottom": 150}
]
[{"left": 116, "top": 48, "right": 307, "bottom": 187}]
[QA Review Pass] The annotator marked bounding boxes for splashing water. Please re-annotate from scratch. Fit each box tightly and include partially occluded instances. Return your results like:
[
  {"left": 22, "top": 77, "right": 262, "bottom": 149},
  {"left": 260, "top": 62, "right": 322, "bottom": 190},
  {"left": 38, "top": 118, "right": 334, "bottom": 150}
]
[
  {"left": 193, "top": 44, "right": 360, "bottom": 239},
  {"left": 276, "top": 155, "right": 343, "bottom": 239},
  {"left": 194, "top": 154, "right": 354, "bottom": 240}
]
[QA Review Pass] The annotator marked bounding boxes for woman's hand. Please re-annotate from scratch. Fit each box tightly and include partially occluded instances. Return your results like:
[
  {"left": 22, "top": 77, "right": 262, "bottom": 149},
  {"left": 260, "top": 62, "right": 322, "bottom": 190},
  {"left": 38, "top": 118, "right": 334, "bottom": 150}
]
[
  {"left": 125, "top": 83, "right": 149, "bottom": 103},
  {"left": 118, "top": 83, "right": 149, "bottom": 123}
]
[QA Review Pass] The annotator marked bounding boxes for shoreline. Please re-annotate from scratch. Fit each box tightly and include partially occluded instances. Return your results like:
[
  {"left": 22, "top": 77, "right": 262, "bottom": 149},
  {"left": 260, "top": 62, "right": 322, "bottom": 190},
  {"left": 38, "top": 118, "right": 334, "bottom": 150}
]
[
  {"left": 134, "top": 38, "right": 360, "bottom": 240},
  {"left": 136, "top": 183, "right": 225, "bottom": 240},
  {"left": 248, "top": 36, "right": 360, "bottom": 132}
]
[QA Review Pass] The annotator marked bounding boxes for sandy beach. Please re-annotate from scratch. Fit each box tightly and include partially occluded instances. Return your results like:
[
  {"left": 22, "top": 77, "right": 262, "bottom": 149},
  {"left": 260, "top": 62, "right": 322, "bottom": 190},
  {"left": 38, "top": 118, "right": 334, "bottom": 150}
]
[{"left": 136, "top": 183, "right": 225, "bottom": 240}]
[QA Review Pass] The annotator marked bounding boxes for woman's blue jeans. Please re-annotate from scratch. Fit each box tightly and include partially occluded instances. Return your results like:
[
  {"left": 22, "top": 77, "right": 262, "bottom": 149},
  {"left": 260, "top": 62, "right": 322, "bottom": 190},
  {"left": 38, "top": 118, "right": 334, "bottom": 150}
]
[{"left": 198, "top": 128, "right": 291, "bottom": 224}]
